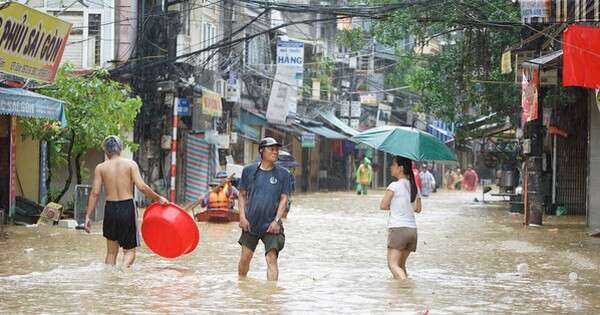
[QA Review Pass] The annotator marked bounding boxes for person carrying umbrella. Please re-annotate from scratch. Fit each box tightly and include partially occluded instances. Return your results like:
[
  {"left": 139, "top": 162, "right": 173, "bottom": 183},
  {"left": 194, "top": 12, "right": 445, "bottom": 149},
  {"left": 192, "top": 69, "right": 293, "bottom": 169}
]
[
  {"left": 379, "top": 155, "right": 422, "bottom": 280},
  {"left": 356, "top": 157, "right": 373, "bottom": 195}
]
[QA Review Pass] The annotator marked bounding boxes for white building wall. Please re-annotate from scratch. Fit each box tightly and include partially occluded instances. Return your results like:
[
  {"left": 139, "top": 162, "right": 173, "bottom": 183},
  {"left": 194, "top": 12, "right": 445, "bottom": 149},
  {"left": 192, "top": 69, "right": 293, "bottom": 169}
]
[{"left": 30, "top": 0, "right": 116, "bottom": 69}]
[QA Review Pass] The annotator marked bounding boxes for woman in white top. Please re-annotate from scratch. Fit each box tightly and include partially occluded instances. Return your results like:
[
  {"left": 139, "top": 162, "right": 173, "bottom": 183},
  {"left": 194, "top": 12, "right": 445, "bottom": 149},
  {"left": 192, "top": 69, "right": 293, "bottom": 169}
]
[{"left": 379, "top": 155, "right": 422, "bottom": 280}]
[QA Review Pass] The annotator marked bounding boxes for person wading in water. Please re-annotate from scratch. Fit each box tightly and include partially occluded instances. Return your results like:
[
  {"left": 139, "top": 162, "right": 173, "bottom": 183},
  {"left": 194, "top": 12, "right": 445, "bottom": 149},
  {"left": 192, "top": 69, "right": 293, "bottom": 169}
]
[
  {"left": 85, "top": 136, "right": 168, "bottom": 267},
  {"left": 237, "top": 137, "right": 291, "bottom": 281},
  {"left": 379, "top": 155, "right": 422, "bottom": 280}
]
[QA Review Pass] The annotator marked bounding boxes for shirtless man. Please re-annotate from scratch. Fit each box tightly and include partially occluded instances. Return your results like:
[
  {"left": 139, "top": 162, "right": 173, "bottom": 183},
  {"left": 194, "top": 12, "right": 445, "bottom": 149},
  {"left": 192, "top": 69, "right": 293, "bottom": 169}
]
[{"left": 85, "top": 136, "right": 168, "bottom": 267}]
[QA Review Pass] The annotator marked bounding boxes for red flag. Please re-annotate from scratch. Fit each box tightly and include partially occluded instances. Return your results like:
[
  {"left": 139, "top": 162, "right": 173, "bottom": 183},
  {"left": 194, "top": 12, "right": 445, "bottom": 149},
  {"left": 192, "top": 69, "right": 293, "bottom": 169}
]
[{"left": 563, "top": 25, "right": 600, "bottom": 88}]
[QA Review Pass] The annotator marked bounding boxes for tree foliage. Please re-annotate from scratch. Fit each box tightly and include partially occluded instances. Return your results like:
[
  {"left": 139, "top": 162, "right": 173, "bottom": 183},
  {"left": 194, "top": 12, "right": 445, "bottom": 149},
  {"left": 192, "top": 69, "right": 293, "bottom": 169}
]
[
  {"left": 20, "top": 64, "right": 142, "bottom": 203},
  {"left": 371, "top": 0, "right": 523, "bottom": 127}
]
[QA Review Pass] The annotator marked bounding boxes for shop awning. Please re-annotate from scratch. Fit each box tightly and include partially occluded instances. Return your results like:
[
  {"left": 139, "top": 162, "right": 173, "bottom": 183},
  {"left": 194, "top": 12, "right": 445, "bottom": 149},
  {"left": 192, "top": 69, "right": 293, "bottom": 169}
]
[
  {"left": 0, "top": 87, "right": 67, "bottom": 127},
  {"left": 318, "top": 110, "right": 359, "bottom": 136},
  {"left": 268, "top": 123, "right": 304, "bottom": 138},
  {"left": 234, "top": 120, "right": 261, "bottom": 142},
  {"left": 240, "top": 108, "right": 267, "bottom": 126},
  {"left": 297, "top": 124, "right": 348, "bottom": 140},
  {"left": 524, "top": 50, "right": 563, "bottom": 68}
]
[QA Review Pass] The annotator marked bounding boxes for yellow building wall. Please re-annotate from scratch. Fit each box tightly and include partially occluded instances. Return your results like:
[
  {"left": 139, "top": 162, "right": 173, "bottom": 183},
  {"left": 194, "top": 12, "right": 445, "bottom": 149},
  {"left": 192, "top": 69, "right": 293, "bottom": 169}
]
[{"left": 15, "top": 122, "right": 40, "bottom": 202}]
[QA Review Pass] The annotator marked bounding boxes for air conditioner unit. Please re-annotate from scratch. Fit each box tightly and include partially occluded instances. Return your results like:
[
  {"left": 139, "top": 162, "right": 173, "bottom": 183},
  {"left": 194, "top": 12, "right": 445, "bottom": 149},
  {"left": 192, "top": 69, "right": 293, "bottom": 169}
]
[{"left": 215, "top": 79, "right": 226, "bottom": 97}]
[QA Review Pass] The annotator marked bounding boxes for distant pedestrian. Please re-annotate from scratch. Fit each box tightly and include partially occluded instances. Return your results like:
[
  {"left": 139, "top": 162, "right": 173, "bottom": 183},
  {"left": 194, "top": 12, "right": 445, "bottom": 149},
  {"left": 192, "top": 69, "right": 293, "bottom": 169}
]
[
  {"left": 453, "top": 168, "right": 463, "bottom": 190},
  {"left": 463, "top": 165, "right": 479, "bottom": 192},
  {"left": 445, "top": 169, "right": 455, "bottom": 190},
  {"left": 85, "top": 136, "right": 168, "bottom": 268},
  {"left": 419, "top": 164, "right": 436, "bottom": 197},
  {"left": 428, "top": 164, "right": 439, "bottom": 193},
  {"left": 380, "top": 155, "right": 422, "bottom": 280},
  {"left": 412, "top": 162, "right": 422, "bottom": 192},
  {"left": 356, "top": 157, "right": 373, "bottom": 195}
]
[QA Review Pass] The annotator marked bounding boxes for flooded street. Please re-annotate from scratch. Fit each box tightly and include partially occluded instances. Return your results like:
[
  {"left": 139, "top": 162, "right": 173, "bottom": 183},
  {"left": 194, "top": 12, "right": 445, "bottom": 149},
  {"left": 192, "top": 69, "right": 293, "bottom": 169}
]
[{"left": 1, "top": 190, "right": 600, "bottom": 314}]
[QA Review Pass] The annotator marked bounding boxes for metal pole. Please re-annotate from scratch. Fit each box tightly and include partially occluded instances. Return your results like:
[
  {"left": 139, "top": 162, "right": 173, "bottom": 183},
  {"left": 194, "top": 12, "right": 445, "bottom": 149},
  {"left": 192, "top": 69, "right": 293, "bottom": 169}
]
[
  {"left": 383, "top": 153, "right": 388, "bottom": 185},
  {"left": 552, "top": 134, "right": 557, "bottom": 204},
  {"left": 523, "top": 161, "right": 529, "bottom": 226},
  {"left": 170, "top": 96, "right": 178, "bottom": 202}
]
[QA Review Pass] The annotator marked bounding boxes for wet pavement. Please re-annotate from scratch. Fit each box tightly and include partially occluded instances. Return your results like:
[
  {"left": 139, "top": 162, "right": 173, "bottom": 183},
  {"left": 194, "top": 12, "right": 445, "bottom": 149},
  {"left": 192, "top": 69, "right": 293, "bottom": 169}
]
[{"left": 1, "top": 190, "right": 600, "bottom": 314}]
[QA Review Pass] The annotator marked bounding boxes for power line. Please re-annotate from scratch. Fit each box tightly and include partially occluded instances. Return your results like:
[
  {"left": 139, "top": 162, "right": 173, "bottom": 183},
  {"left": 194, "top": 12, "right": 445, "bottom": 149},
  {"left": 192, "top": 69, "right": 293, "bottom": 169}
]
[{"left": 111, "top": 14, "right": 355, "bottom": 75}]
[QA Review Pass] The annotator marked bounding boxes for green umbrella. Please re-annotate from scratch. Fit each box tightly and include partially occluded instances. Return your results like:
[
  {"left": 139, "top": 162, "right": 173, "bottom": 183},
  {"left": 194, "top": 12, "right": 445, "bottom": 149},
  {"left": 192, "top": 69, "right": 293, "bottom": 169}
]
[{"left": 351, "top": 126, "right": 457, "bottom": 162}]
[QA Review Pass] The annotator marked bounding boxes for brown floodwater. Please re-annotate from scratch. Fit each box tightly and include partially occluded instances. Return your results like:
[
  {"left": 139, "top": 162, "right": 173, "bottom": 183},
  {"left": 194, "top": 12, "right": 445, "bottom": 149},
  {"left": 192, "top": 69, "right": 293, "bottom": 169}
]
[{"left": 1, "top": 190, "right": 599, "bottom": 314}]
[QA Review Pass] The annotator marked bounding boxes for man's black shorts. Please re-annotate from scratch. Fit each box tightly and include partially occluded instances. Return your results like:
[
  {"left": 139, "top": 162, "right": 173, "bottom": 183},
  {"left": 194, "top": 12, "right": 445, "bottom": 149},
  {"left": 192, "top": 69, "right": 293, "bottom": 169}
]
[
  {"left": 103, "top": 199, "right": 139, "bottom": 250},
  {"left": 238, "top": 231, "right": 285, "bottom": 255}
]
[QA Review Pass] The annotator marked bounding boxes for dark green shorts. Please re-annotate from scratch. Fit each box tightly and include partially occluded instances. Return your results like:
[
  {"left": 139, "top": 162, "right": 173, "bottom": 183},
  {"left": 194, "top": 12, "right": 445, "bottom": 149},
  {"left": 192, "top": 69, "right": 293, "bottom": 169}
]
[{"left": 238, "top": 231, "right": 285, "bottom": 255}]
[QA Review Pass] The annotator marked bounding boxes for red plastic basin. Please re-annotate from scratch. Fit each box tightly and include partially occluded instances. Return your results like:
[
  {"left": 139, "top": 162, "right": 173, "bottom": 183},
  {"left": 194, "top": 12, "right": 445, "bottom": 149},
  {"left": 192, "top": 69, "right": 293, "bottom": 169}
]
[{"left": 141, "top": 202, "right": 200, "bottom": 258}]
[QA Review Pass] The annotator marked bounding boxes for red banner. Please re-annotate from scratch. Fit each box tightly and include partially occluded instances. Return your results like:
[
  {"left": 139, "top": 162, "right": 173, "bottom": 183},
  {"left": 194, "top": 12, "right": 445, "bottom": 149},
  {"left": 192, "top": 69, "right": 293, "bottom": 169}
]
[
  {"left": 522, "top": 67, "right": 539, "bottom": 123},
  {"left": 563, "top": 24, "right": 600, "bottom": 88}
]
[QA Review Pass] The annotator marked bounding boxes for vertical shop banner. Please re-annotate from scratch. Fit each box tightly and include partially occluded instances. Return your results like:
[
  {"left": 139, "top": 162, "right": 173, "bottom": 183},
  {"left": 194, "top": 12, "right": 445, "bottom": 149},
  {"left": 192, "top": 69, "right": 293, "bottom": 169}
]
[
  {"left": 0, "top": 2, "right": 72, "bottom": 82},
  {"left": 522, "top": 67, "right": 540, "bottom": 123},
  {"left": 226, "top": 72, "right": 241, "bottom": 102},
  {"left": 39, "top": 141, "right": 48, "bottom": 205},
  {"left": 376, "top": 104, "right": 392, "bottom": 127},
  {"left": 9, "top": 116, "right": 17, "bottom": 217},
  {"left": 340, "top": 100, "right": 350, "bottom": 118},
  {"left": 267, "top": 40, "right": 304, "bottom": 123},
  {"left": 501, "top": 51, "right": 512, "bottom": 74},
  {"left": 350, "top": 101, "right": 361, "bottom": 118},
  {"left": 596, "top": 89, "right": 600, "bottom": 113}
]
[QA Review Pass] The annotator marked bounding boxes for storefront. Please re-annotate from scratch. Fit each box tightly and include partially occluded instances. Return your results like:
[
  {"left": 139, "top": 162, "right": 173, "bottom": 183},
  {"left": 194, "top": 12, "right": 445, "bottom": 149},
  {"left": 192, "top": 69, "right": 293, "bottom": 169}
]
[{"left": 0, "top": 88, "right": 67, "bottom": 221}]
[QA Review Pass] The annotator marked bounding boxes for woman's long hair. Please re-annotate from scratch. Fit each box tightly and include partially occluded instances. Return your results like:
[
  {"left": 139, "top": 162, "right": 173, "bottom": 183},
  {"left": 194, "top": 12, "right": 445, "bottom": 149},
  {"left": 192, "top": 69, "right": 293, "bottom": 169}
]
[{"left": 394, "top": 156, "right": 418, "bottom": 203}]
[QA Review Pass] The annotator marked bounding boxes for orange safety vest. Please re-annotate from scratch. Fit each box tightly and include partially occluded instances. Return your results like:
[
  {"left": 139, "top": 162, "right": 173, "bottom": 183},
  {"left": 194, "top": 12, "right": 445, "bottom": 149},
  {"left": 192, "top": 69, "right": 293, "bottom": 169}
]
[{"left": 207, "top": 190, "right": 230, "bottom": 211}]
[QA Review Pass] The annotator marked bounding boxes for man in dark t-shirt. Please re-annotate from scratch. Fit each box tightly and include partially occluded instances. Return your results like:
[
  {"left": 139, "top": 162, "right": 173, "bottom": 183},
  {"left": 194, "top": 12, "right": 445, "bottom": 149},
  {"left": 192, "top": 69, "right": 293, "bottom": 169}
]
[{"left": 238, "top": 137, "right": 291, "bottom": 281}]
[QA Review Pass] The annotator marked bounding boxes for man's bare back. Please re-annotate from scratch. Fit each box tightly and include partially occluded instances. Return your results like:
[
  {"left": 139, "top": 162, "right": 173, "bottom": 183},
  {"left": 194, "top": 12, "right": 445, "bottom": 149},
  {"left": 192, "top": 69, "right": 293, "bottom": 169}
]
[{"left": 96, "top": 157, "right": 136, "bottom": 201}]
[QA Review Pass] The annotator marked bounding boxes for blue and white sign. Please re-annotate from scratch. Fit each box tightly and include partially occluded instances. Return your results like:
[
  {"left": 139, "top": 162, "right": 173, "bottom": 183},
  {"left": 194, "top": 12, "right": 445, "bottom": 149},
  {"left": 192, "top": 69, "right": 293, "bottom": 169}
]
[
  {"left": 276, "top": 41, "right": 304, "bottom": 66},
  {"left": 267, "top": 40, "right": 305, "bottom": 123},
  {"left": 177, "top": 97, "right": 191, "bottom": 116}
]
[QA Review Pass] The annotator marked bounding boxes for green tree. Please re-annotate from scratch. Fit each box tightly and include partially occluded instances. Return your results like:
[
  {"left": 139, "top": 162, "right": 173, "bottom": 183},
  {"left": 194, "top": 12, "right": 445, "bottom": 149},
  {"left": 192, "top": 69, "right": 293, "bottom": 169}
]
[
  {"left": 371, "top": 0, "right": 523, "bottom": 131},
  {"left": 20, "top": 64, "right": 142, "bottom": 203}
]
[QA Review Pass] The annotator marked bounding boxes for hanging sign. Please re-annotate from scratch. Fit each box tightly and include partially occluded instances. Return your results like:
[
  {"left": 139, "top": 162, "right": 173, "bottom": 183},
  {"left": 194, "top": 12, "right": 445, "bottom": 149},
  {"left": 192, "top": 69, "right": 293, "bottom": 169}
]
[
  {"left": 177, "top": 97, "right": 190, "bottom": 116},
  {"left": 501, "top": 51, "right": 512, "bottom": 74},
  {"left": 202, "top": 90, "right": 222, "bottom": 117},
  {"left": 267, "top": 40, "right": 304, "bottom": 122},
  {"left": 301, "top": 132, "right": 315, "bottom": 148},
  {"left": 0, "top": 2, "right": 72, "bottom": 82},
  {"left": 520, "top": 0, "right": 551, "bottom": 20}
]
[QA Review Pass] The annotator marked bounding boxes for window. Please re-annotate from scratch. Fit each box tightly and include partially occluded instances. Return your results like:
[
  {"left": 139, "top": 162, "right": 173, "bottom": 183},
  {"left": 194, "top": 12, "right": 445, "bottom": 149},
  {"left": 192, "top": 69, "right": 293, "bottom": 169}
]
[
  {"left": 246, "top": 33, "right": 266, "bottom": 66},
  {"left": 88, "top": 13, "right": 101, "bottom": 66},
  {"left": 202, "top": 23, "right": 217, "bottom": 70}
]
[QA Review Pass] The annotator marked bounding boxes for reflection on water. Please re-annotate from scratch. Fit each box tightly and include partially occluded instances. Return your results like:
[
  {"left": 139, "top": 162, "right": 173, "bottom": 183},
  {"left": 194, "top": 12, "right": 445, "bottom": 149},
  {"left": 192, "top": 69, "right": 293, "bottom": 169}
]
[{"left": 1, "top": 190, "right": 600, "bottom": 313}]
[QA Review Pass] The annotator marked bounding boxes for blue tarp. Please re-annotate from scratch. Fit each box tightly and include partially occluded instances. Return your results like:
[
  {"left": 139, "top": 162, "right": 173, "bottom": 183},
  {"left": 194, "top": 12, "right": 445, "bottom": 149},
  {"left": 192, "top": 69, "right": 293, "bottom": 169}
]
[{"left": 0, "top": 87, "right": 67, "bottom": 127}]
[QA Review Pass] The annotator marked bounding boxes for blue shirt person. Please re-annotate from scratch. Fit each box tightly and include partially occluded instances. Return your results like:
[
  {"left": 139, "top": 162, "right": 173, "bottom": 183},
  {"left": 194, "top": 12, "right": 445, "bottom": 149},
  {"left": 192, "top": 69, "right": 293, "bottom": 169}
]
[{"left": 237, "top": 137, "right": 291, "bottom": 281}]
